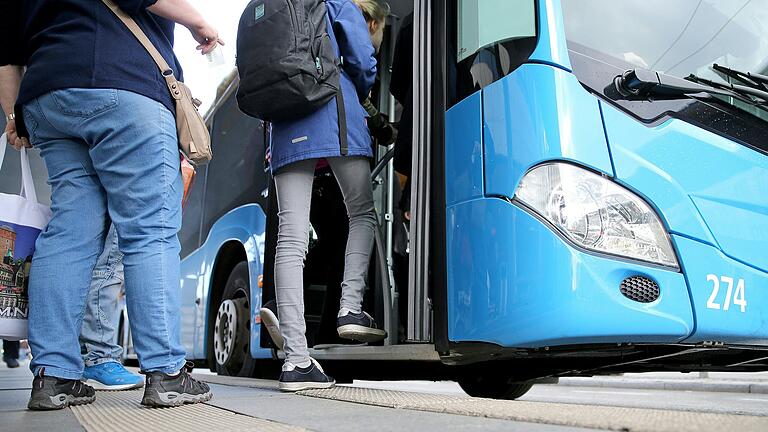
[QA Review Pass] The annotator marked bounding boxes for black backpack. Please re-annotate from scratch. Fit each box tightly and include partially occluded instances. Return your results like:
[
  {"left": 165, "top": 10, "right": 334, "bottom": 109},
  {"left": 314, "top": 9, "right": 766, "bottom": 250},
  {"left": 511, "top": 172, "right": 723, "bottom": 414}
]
[{"left": 236, "top": 0, "right": 348, "bottom": 153}]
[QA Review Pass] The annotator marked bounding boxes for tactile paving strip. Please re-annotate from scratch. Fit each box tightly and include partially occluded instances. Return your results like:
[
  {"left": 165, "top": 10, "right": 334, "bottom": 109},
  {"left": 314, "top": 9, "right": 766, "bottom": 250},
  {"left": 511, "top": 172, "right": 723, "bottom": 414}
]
[
  {"left": 299, "top": 386, "right": 768, "bottom": 432},
  {"left": 71, "top": 390, "right": 306, "bottom": 432}
]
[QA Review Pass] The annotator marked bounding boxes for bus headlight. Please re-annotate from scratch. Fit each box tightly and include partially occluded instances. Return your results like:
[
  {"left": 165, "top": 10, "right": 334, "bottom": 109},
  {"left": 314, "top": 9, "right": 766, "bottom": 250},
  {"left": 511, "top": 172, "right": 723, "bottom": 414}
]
[{"left": 515, "top": 163, "right": 678, "bottom": 269}]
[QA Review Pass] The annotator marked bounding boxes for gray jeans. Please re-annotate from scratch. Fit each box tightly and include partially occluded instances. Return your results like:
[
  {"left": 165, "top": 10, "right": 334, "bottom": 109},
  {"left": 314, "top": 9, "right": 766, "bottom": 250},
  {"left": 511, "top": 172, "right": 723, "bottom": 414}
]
[{"left": 274, "top": 157, "right": 376, "bottom": 365}]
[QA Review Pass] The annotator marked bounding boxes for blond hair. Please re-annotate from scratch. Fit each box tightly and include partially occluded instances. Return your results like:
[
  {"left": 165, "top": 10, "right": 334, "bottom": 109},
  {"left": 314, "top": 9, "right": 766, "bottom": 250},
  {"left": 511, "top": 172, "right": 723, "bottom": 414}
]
[{"left": 351, "top": 0, "right": 390, "bottom": 24}]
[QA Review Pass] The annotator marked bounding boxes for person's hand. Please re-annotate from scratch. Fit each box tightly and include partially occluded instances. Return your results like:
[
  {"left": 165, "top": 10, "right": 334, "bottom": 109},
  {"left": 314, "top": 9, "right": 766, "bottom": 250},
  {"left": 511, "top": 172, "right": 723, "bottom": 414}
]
[
  {"left": 5, "top": 118, "right": 31, "bottom": 150},
  {"left": 371, "top": 122, "right": 397, "bottom": 146},
  {"left": 188, "top": 21, "right": 224, "bottom": 55}
]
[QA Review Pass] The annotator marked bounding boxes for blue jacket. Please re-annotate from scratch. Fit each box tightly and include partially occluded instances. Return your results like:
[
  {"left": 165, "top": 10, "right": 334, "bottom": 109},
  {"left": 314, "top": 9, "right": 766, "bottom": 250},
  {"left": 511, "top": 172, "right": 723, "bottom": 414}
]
[{"left": 270, "top": 0, "right": 377, "bottom": 173}]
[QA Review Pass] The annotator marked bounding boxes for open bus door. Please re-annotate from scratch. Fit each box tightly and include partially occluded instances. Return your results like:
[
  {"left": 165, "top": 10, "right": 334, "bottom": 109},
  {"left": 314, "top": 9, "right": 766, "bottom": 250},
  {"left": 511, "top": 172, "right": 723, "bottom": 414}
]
[{"left": 259, "top": 0, "right": 442, "bottom": 360}]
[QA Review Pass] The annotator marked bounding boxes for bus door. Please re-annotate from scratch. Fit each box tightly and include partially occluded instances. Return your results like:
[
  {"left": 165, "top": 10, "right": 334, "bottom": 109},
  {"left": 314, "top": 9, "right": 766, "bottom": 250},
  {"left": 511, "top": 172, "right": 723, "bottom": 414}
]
[{"left": 258, "top": 0, "right": 439, "bottom": 359}]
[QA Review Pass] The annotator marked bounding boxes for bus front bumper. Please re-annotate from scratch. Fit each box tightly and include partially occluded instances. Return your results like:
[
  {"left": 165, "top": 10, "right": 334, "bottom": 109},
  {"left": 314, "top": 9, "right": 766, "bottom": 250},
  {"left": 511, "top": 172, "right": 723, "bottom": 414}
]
[{"left": 447, "top": 197, "right": 694, "bottom": 348}]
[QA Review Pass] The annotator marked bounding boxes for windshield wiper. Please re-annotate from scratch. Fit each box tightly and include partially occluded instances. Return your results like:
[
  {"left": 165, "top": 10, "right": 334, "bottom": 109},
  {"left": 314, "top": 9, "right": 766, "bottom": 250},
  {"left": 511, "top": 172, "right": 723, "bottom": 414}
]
[
  {"left": 612, "top": 68, "right": 768, "bottom": 113},
  {"left": 686, "top": 64, "right": 768, "bottom": 108},
  {"left": 711, "top": 63, "right": 768, "bottom": 91}
]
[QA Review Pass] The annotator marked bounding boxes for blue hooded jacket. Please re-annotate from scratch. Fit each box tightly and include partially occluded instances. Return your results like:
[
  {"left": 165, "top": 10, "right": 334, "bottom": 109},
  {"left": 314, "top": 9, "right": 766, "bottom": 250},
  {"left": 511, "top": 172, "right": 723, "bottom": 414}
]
[{"left": 269, "top": 0, "right": 377, "bottom": 173}]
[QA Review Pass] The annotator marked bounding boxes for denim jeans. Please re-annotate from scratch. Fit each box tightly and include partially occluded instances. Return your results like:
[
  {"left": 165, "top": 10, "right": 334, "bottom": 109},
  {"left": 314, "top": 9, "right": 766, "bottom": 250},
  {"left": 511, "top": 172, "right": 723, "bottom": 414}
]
[
  {"left": 80, "top": 224, "right": 124, "bottom": 367},
  {"left": 24, "top": 88, "right": 186, "bottom": 380}
]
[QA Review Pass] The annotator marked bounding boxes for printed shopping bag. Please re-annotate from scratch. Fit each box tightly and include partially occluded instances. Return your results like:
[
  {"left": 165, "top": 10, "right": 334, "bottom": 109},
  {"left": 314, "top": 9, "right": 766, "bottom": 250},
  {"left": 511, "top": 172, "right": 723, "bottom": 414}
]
[{"left": 0, "top": 133, "right": 51, "bottom": 340}]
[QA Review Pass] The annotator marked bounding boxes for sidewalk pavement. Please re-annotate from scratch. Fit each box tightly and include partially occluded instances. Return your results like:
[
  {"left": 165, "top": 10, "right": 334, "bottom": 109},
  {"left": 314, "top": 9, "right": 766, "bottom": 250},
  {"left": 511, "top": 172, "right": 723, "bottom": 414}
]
[
  {"left": 556, "top": 372, "right": 768, "bottom": 394},
  {"left": 4, "top": 356, "right": 768, "bottom": 396}
]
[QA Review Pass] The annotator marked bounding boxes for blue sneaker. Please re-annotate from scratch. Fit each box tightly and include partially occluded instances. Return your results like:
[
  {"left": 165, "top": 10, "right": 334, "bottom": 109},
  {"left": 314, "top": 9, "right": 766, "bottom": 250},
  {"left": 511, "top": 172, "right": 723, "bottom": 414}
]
[{"left": 83, "top": 362, "right": 144, "bottom": 391}]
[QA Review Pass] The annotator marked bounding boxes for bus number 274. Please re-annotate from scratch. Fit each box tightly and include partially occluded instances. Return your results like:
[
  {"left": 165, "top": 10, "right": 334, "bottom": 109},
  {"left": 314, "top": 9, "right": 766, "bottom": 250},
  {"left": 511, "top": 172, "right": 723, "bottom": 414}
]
[{"left": 706, "top": 275, "right": 747, "bottom": 313}]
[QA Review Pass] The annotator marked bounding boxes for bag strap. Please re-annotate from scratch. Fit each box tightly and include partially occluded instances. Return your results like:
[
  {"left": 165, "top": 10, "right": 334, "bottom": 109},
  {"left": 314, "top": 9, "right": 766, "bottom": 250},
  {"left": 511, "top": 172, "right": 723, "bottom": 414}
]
[
  {"left": 100, "top": 0, "right": 183, "bottom": 102},
  {"left": 325, "top": 11, "right": 349, "bottom": 156},
  {"left": 0, "top": 133, "right": 6, "bottom": 172},
  {"left": 0, "top": 133, "right": 38, "bottom": 203},
  {"left": 19, "top": 147, "right": 38, "bottom": 204},
  {"left": 336, "top": 91, "right": 348, "bottom": 156}
]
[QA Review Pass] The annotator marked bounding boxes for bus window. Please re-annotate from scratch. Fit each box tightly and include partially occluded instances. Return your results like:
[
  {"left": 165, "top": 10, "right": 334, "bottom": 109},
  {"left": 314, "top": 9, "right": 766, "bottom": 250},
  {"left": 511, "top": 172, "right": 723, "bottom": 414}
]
[
  {"left": 447, "top": 0, "right": 538, "bottom": 107},
  {"left": 202, "top": 94, "right": 267, "bottom": 237},
  {"left": 179, "top": 165, "right": 206, "bottom": 258},
  {"left": 562, "top": 0, "right": 768, "bottom": 123},
  {"left": 456, "top": 0, "right": 535, "bottom": 62}
]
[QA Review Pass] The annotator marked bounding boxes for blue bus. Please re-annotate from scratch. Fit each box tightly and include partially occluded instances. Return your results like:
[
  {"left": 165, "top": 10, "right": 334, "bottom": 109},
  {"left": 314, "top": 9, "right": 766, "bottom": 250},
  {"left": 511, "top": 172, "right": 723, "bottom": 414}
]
[{"left": 117, "top": 0, "right": 768, "bottom": 400}]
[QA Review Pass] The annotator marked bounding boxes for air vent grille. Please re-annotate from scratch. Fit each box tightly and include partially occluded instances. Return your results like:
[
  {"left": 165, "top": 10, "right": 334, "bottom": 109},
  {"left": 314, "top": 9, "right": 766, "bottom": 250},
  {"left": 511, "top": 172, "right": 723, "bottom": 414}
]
[{"left": 620, "top": 276, "right": 660, "bottom": 303}]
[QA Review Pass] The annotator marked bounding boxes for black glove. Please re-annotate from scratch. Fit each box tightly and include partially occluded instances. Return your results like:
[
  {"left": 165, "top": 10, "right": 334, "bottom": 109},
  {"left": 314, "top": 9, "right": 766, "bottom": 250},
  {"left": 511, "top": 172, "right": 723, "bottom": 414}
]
[{"left": 363, "top": 98, "right": 397, "bottom": 146}]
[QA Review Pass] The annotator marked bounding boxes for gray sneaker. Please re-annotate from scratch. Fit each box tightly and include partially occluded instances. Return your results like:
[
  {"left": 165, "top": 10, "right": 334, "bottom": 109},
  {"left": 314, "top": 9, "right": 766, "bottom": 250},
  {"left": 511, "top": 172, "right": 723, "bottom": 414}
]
[
  {"left": 27, "top": 368, "right": 96, "bottom": 411},
  {"left": 141, "top": 362, "right": 212, "bottom": 408}
]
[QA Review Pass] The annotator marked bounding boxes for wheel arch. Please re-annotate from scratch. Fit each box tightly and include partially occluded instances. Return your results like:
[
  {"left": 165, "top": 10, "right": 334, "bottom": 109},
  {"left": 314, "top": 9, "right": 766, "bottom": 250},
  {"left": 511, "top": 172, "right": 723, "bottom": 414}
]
[{"left": 194, "top": 204, "right": 268, "bottom": 367}]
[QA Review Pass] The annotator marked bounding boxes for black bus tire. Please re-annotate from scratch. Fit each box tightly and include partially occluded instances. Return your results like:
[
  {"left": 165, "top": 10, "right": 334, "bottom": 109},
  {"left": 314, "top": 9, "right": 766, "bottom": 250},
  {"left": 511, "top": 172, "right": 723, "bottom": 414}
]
[
  {"left": 458, "top": 376, "right": 534, "bottom": 400},
  {"left": 213, "top": 261, "right": 257, "bottom": 377}
]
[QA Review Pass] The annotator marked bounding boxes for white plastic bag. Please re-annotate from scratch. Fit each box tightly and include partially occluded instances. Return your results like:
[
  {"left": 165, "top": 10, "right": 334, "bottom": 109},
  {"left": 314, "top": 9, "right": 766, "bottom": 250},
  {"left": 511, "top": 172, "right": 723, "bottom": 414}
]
[{"left": 0, "top": 133, "right": 51, "bottom": 340}]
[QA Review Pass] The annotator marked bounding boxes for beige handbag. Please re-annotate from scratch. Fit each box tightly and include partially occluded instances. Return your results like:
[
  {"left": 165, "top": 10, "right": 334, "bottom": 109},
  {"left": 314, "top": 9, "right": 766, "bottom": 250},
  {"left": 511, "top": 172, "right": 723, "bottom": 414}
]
[{"left": 101, "top": 0, "right": 212, "bottom": 164}]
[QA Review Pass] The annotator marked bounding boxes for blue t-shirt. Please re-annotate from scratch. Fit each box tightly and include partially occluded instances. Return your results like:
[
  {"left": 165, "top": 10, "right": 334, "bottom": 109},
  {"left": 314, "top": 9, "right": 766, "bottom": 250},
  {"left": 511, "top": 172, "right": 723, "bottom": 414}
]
[{"left": 0, "top": 0, "right": 183, "bottom": 116}]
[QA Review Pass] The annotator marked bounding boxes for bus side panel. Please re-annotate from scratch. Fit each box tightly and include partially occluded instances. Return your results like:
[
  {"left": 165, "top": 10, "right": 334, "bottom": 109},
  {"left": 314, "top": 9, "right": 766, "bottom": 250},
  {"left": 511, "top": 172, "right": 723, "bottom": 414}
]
[
  {"left": 180, "top": 244, "right": 207, "bottom": 358},
  {"left": 675, "top": 235, "right": 768, "bottom": 345},
  {"left": 445, "top": 91, "right": 484, "bottom": 206},
  {"left": 601, "top": 103, "right": 768, "bottom": 272},
  {"left": 481, "top": 63, "right": 614, "bottom": 199},
  {"left": 446, "top": 197, "right": 693, "bottom": 347},
  {"left": 181, "top": 204, "right": 272, "bottom": 360}
]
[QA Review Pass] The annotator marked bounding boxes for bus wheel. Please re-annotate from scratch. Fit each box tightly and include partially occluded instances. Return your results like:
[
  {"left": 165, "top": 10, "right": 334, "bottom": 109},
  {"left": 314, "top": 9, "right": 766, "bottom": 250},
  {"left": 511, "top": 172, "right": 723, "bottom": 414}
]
[
  {"left": 213, "top": 261, "right": 256, "bottom": 377},
  {"left": 458, "top": 376, "right": 534, "bottom": 400}
]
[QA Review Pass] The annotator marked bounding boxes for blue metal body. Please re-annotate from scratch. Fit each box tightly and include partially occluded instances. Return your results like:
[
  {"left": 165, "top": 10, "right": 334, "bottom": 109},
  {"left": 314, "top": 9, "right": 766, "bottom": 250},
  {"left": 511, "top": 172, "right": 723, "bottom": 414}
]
[
  {"left": 445, "top": 0, "right": 768, "bottom": 347},
  {"left": 600, "top": 102, "right": 768, "bottom": 343},
  {"left": 446, "top": 198, "right": 694, "bottom": 347},
  {"left": 178, "top": 204, "right": 272, "bottom": 360}
]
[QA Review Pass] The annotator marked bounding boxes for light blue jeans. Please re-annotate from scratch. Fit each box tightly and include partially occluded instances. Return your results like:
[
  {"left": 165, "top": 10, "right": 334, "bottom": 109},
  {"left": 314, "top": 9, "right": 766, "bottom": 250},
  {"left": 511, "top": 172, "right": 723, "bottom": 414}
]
[
  {"left": 80, "top": 224, "right": 124, "bottom": 367},
  {"left": 24, "top": 88, "right": 186, "bottom": 380}
]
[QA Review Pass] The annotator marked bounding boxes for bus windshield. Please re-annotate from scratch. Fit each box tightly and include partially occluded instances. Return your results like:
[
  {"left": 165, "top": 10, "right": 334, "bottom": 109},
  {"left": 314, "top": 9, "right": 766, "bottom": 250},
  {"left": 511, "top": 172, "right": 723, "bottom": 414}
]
[{"left": 562, "top": 0, "right": 768, "bottom": 120}]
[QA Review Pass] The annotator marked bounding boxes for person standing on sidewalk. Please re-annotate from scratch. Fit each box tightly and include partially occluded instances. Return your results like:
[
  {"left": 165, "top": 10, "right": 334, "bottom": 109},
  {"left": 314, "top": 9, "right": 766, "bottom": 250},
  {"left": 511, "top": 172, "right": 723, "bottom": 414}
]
[
  {"left": 79, "top": 225, "right": 144, "bottom": 391},
  {"left": 0, "top": 0, "right": 221, "bottom": 409},
  {"left": 2, "top": 340, "right": 20, "bottom": 368}
]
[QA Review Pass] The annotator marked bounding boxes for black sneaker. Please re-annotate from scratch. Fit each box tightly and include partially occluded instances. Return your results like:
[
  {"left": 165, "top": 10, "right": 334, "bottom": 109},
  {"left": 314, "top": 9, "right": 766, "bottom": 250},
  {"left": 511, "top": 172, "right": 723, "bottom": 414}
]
[
  {"left": 141, "top": 361, "right": 212, "bottom": 407},
  {"left": 27, "top": 368, "right": 96, "bottom": 411},
  {"left": 4, "top": 357, "right": 20, "bottom": 368},
  {"left": 337, "top": 309, "right": 387, "bottom": 343},
  {"left": 278, "top": 358, "right": 335, "bottom": 392}
]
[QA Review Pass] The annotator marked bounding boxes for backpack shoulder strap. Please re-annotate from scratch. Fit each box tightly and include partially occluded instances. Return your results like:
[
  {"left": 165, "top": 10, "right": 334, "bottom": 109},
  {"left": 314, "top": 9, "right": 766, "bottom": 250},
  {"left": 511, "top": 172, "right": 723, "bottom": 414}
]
[
  {"left": 336, "top": 90, "right": 348, "bottom": 155},
  {"left": 324, "top": 9, "right": 349, "bottom": 155}
]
